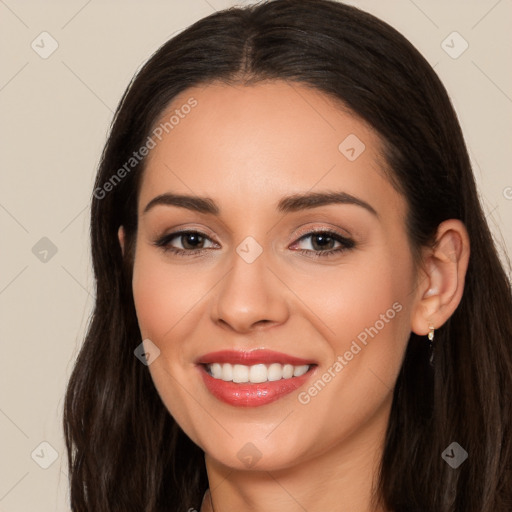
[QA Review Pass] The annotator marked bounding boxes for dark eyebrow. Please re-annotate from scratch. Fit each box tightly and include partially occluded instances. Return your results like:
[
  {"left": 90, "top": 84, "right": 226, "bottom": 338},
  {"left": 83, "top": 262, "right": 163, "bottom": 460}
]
[
  {"left": 143, "top": 191, "right": 377, "bottom": 217},
  {"left": 143, "top": 194, "right": 219, "bottom": 215},
  {"left": 276, "top": 191, "right": 377, "bottom": 217}
]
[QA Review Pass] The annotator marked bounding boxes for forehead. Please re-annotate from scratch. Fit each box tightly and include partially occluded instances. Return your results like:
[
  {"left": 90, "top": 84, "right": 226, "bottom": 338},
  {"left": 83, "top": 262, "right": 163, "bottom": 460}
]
[{"left": 138, "top": 80, "right": 403, "bottom": 219}]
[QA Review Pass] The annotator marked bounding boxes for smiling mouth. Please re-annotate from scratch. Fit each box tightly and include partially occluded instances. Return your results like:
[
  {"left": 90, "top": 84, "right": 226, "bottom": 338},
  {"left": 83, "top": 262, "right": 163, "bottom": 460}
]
[{"left": 204, "top": 362, "right": 313, "bottom": 383}]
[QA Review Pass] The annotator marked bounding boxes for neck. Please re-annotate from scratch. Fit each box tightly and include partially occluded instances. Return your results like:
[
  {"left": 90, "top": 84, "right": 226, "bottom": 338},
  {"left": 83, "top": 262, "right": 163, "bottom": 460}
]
[{"left": 201, "top": 397, "right": 391, "bottom": 512}]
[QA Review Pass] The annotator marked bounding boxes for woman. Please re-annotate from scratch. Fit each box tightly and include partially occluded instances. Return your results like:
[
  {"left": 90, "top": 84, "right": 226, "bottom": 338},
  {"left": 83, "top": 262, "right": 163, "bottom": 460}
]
[{"left": 63, "top": 0, "right": 512, "bottom": 510}]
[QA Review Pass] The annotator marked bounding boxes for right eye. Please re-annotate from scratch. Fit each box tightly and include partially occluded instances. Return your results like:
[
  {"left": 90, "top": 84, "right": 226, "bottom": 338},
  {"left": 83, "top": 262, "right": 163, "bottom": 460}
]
[{"left": 154, "top": 230, "right": 218, "bottom": 256}]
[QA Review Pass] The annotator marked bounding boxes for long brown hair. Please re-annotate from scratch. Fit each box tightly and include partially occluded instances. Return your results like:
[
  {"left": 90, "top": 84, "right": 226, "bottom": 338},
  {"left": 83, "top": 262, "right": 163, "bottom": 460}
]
[{"left": 63, "top": 1, "right": 512, "bottom": 510}]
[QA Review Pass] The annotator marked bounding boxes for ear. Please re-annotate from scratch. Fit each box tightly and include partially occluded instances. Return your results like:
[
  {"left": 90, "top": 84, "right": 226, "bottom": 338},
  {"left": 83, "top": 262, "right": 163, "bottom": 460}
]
[
  {"left": 118, "top": 225, "right": 125, "bottom": 257},
  {"left": 411, "top": 219, "right": 470, "bottom": 336}
]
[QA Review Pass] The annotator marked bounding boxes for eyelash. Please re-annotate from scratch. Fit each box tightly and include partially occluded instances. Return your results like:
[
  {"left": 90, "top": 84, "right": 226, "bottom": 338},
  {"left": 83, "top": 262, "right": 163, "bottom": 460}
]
[{"left": 153, "top": 228, "right": 355, "bottom": 259}]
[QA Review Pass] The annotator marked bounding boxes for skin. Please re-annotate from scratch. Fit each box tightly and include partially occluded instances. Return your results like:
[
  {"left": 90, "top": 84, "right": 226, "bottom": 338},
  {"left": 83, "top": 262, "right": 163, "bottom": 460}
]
[{"left": 118, "top": 81, "right": 470, "bottom": 512}]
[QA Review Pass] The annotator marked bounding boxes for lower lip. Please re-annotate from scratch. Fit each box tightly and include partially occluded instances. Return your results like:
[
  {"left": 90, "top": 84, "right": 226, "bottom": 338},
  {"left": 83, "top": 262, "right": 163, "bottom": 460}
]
[{"left": 198, "top": 365, "right": 315, "bottom": 407}]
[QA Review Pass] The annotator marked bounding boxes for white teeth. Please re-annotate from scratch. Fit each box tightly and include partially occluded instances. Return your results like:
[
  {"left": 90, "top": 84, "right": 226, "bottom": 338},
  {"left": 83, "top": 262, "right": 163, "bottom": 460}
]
[
  {"left": 232, "top": 364, "right": 249, "bottom": 383},
  {"left": 206, "top": 362, "right": 311, "bottom": 383},
  {"left": 267, "top": 363, "right": 283, "bottom": 382},
  {"left": 293, "top": 365, "right": 309, "bottom": 377},
  {"left": 221, "top": 363, "right": 233, "bottom": 381},
  {"left": 249, "top": 364, "right": 268, "bottom": 383},
  {"left": 283, "top": 364, "right": 294, "bottom": 379},
  {"left": 210, "top": 363, "right": 223, "bottom": 379}
]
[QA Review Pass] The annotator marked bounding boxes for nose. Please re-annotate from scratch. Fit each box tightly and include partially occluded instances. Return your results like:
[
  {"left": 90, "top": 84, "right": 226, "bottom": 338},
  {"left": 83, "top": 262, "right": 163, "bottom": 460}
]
[{"left": 210, "top": 245, "right": 290, "bottom": 334}]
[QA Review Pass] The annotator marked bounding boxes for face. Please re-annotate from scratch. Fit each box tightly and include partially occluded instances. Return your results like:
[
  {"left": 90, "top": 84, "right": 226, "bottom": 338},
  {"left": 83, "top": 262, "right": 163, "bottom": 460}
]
[{"left": 126, "top": 80, "right": 420, "bottom": 472}]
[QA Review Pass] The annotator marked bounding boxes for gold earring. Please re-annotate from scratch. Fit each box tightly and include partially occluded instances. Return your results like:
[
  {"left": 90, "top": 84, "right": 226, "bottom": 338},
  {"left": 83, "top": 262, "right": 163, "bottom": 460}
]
[{"left": 428, "top": 324, "right": 435, "bottom": 366}]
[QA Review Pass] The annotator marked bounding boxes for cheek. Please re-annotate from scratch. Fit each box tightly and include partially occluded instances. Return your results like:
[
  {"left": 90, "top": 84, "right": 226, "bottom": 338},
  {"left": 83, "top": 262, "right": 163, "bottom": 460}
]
[
  {"left": 308, "top": 247, "right": 414, "bottom": 392},
  {"left": 290, "top": 253, "right": 413, "bottom": 443},
  {"left": 131, "top": 248, "right": 208, "bottom": 435},
  {"left": 302, "top": 251, "right": 412, "bottom": 338},
  {"left": 132, "top": 256, "right": 171, "bottom": 341},
  {"left": 132, "top": 248, "right": 206, "bottom": 342}
]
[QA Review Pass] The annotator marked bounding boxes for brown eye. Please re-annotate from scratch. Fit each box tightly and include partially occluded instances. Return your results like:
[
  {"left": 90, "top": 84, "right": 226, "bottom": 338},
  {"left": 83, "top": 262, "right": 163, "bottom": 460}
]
[
  {"left": 154, "top": 230, "right": 217, "bottom": 255},
  {"left": 292, "top": 230, "right": 355, "bottom": 258},
  {"left": 178, "top": 232, "right": 206, "bottom": 250},
  {"left": 309, "top": 233, "right": 337, "bottom": 251}
]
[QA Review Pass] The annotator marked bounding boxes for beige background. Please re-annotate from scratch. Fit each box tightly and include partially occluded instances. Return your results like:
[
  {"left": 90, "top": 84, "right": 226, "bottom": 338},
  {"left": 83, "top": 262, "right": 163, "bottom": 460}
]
[{"left": 0, "top": 0, "right": 511, "bottom": 510}]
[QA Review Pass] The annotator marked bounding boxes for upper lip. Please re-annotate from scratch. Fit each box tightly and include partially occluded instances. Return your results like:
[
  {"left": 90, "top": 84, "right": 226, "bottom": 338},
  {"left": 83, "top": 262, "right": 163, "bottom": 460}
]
[{"left": 196, "top": 349, "right": 316, "bottom": 366}]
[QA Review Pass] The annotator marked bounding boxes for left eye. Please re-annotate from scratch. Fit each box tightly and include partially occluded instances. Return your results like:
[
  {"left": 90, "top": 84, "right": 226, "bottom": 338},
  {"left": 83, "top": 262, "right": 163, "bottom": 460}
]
[
  {"left": 293, "top": 231, "right": 348, "bottom": 252},
  {"left": 155, "top": 231, "right": 216, "bottom": 253}
]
